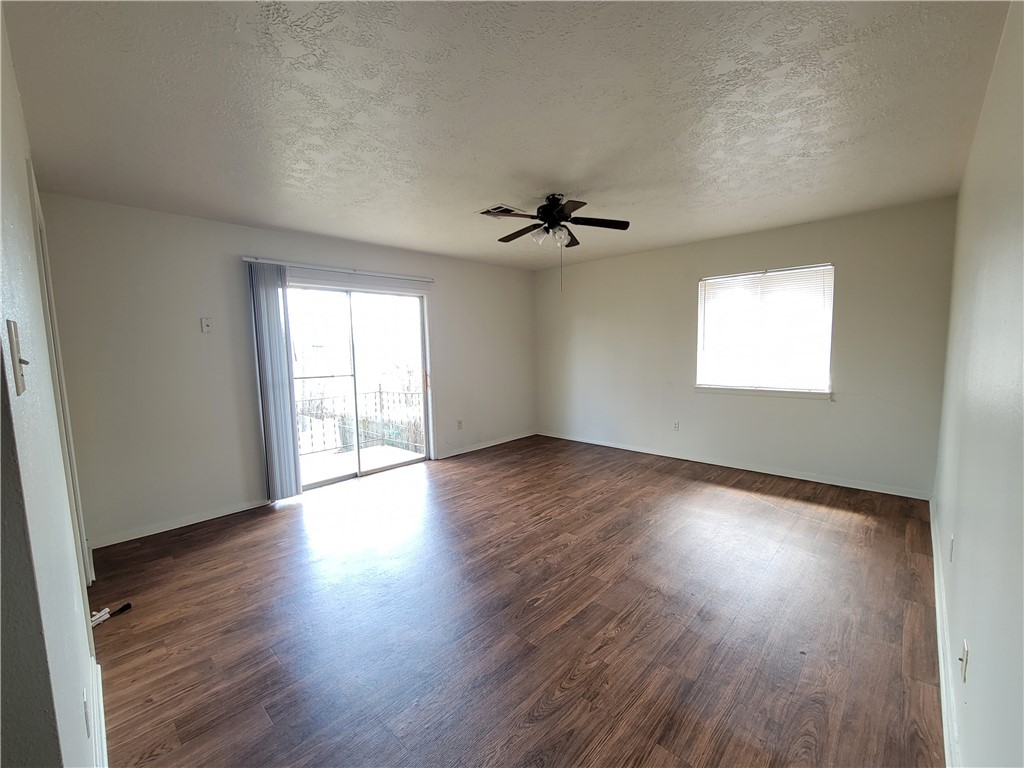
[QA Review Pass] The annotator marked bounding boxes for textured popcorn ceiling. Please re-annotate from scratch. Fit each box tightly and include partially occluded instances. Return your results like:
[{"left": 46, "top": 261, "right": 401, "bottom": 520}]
[{"left": 4, "top": 2, "right": 1007, "bottom": 268}]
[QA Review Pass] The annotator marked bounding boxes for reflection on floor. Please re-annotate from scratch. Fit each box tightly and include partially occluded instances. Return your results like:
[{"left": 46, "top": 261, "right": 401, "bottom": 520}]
[{"left": 300, "top": 444, "right": 423, "bottom": 485}]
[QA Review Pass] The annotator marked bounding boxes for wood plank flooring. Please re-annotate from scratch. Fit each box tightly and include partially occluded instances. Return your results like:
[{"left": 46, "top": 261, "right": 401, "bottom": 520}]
[{"left": 89, "top": 436, "right": 944, "bottom": 767}]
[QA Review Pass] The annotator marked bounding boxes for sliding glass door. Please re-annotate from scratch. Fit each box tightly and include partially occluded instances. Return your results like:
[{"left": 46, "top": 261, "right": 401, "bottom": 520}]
[
  {"left": 288, "top": 289, "right": 359, "bottom": 487},
  {"left": 351, "top": 292, "right": 428, "bottom": 472},
  {"left": 287, "top": 287, "right": 427, "bottom": 488}
]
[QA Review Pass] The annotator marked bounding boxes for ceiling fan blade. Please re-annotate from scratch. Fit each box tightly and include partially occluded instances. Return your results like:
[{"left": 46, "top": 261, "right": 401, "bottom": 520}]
[
  {"left": 565, "top": 226, "right": 580, "bottom": 248},
  {"left": 499, "top": 223, "right": 544, "bottom": 243},
  {"left": 568, "top": 216, "right": 630, "bottom": 230},
  {"left": 481, "top": 211, "right": 538, "bottom": 220},
  {"left": 557, "top": 200, "right": 587, "bottom": 217}
]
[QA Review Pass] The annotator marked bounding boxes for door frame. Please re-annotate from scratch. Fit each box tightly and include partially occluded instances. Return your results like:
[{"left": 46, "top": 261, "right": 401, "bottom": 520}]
[
  {"left": 26, "top": 163, "right": 94, "bottom": 586},
  {"left": 285, "top": 279, "right": 433, "bottom": 489}
]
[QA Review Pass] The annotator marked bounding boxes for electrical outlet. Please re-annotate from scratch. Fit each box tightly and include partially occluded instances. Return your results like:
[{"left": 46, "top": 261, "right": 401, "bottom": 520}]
[
  {"left": 958, "top": 639, "right": 969, "bottom": 682},
  {"left": 456, "top": 420, "right": 463, "bottom": 431},
  {"left": 200, "top": 317, "right": 212, "bottom": 334},
  {"left": 672, "top": 421, "right": 680, "bottom": 432}
]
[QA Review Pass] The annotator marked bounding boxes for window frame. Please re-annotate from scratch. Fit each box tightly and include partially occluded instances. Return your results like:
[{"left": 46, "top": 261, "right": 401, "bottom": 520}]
[{"left": 694, "top": 263, "right": 835, "bottom": 398}]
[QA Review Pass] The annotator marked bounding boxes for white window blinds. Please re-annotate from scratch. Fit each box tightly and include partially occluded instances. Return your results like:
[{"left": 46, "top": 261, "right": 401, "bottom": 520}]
[{"left": 696, "top": 264, "right": 835, "bottom": 392}]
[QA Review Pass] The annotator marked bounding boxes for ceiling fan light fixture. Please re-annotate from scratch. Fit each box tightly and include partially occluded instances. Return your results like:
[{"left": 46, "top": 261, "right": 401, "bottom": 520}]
[{"left": 486, "top": 194, "right": 629, "bottom": 248}]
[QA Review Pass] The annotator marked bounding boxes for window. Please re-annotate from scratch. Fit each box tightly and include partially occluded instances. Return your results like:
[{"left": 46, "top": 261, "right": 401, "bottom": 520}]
[{"left": 696, "top": 264, "right": 834, "bottom": 393}]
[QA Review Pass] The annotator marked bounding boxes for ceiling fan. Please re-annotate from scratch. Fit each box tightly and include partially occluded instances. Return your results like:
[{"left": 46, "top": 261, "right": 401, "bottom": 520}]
[{"left": 480, "top": 194, "right": 630, "bottom": 248}]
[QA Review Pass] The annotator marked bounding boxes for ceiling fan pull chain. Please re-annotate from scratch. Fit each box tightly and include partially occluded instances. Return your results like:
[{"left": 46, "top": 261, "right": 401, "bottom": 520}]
[{"left": 560, "top": 241, "right": 564, "bottom": 294}]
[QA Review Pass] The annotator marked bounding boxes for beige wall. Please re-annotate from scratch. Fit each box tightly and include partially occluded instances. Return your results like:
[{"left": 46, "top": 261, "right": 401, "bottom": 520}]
[
  {"left": 1, "top": 17, "right": 99, "bottom": 767},
  {"left": 536, "top": 198, "right": 956, "bottom": 498},
  {"left": 932, "top": 5, "right": 1023, "bottom": 766},
  {"left": 42, "top": 195, "right": 536, "bottom": 546}
]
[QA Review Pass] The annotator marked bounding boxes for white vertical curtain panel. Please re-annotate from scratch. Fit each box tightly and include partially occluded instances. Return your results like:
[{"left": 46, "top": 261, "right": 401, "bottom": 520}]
[
  {"left": 696, "top": 263, "right": 835, "bottom": 392},
  {"left": 249, "top": 262, "right": 303, "bottom": 500}
]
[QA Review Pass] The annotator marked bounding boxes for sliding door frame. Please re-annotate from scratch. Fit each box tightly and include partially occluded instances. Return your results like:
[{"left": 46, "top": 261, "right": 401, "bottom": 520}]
[
  {"left": 348, "top": 290, "right": 431, "bottom": 477},
  {"left": 287, "top": 285, "right": 359, "bottom": 491},
  {"left": 285, "top": 277, "right": 433, "bottom": 489}
]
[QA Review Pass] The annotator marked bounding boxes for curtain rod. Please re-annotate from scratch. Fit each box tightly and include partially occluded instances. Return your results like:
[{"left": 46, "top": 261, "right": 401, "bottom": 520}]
[
  {"left": 242, "top": 256, "right": 435, "bottom": 284},
  {"left": 698, "top": 263, "right": 833, "bottom": 283}
]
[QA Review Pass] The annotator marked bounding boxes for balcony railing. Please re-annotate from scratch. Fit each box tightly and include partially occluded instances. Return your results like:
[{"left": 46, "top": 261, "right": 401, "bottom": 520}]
[{"left": 294, "top": 384, "right": 425, "bottom": 457}]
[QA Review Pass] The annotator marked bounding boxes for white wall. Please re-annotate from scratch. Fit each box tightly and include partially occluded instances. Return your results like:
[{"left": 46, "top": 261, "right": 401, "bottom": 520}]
[
  {"left": 931, "top": 5, "right": 1023, "bottom": 766},
  {"left": 1, "top": 16, "right": 99, "bottom": 767},
  {"left": 42, "top": 195, "right": 536, "bottom": 547},
  {"left": 536, "top": 198, "right": 956, "bottom": 498}
]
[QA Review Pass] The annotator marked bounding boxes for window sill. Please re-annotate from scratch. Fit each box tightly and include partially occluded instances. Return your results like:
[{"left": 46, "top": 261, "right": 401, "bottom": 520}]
[{"left": 694, "top": 385, "right": 833, "bottom": 401}]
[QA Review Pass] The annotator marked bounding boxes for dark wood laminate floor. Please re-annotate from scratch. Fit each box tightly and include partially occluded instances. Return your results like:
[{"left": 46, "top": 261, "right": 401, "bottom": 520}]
[{"left": 89, "top": 436, "right": 944, "bottom": 767}]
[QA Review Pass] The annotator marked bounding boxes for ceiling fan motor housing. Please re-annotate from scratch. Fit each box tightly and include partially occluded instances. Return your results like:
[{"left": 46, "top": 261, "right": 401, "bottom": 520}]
[{"left": 537, "top": 194, "right": 567, "bottom": 228}]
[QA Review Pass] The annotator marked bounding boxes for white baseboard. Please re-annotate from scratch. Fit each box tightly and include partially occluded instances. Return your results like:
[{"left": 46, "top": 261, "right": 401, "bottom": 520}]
[
  {"left": 87, "top": 434, "right": 540, "bottom": 549},
  {"left": 929, "top": 501, "right": 959, "bottom": 767},
  {"left": 88, "top": 433, "right": 533, "bottom": 549},
  {"left": 90, "top": 660, "right": 107, "bottom": 767},
  {"left": 536, "top": 431, "right": 930, "bottom": 499},
  {"left": 87, "top": 498, "right": 269, "bottom": 549},
  {"left": 436, "top": 431, "right": 537, "bottom": 459}
]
